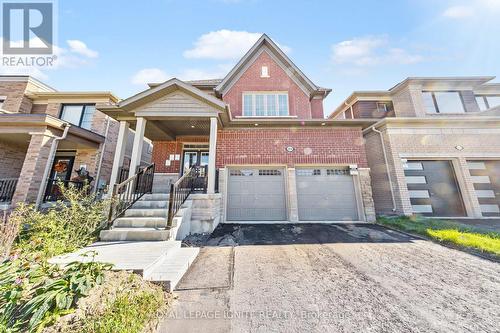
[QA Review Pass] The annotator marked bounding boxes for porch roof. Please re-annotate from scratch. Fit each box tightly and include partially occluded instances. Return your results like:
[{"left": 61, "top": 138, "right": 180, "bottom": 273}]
[
  {"left": 97, "top": 78, "right": 229, "bottom": 140},
  {"left": 0, "top": 113, "right": 104, "bottom": 149}
]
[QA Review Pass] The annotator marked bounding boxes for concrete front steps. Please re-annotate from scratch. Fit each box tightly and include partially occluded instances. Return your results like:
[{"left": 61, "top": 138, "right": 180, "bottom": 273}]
[
  {"left": 143, "top": 243, "right": 200, "bottom": 291},
  {"left": 100, "top": 192, "right": 172, "bottom": 242},
  {"left": 50, "top": 240, "right": 199, "bottom": 292}
]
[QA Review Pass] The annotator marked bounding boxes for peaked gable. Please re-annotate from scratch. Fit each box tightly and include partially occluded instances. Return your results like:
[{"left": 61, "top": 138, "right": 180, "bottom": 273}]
[{"left": 215, "top": 34, "right": 326, "bottom": 97}]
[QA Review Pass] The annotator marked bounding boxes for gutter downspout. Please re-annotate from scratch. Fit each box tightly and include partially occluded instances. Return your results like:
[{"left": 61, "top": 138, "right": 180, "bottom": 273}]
[
  {"left": 370, "top": 125, "right": 397, "bottom": 212},
  {"left": 35, "top": 123, "right": 71, "bottom": 209},
  {"left": 94, "top": 116, "right": 111, "bottom": 194}
]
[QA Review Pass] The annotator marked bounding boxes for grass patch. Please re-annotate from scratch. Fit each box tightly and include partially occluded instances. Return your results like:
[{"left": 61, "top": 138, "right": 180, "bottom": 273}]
[{"left": 378, "top": 216, "right": 500, "bottom": 256}]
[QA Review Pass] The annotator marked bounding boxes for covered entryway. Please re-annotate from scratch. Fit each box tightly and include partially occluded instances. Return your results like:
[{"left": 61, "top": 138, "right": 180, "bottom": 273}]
[
  {"left": 296, "top": 168, "right": 358, "bottom": 221},
  {"left": 404, "top": 160, "right": 466, "bottom": 217},
  {"left": 227, "top": 167, "right": 286, "bottom": 221},
  {"left": 467, "top": 160, "right": 500, "bottom": 217}
]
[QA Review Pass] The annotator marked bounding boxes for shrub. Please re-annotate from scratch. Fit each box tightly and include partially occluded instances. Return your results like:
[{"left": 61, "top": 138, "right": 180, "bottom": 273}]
[
  {"left": 0, "top": 253, "right": 111, "bottom": 333},
  {"left": 10, "top": 184, "right": 109, "bottom": 261},
  {"left": 0, "top": 211, "right": 20, "bottom": 262},
  {"left": 0, "top": 184, "right": 112, "bottom": 332}
]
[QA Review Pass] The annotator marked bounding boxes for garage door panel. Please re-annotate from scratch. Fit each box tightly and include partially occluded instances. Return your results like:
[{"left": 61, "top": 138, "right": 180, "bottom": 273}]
[
  {"left": 404, "top": 160, "right": 466, "bottom": 217},
  {"left": 468, "top": 160, "right": 500, "bottom": 217},
  {"left": 227, "top": 168, "right": 286, "bottom": 221},
  {"left": 296, "top": 169, "right": 358, "bottom": 221}
]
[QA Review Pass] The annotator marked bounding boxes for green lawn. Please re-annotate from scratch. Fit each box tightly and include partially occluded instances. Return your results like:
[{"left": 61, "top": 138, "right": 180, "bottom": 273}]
[{"left": 378, "top": 216, "right": 500, "bottom": 256}]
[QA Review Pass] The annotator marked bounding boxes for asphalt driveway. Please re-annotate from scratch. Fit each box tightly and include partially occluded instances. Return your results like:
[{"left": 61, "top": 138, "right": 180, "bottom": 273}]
[{"left": 158, "top": 223, "right": 500, "bottom": 333}]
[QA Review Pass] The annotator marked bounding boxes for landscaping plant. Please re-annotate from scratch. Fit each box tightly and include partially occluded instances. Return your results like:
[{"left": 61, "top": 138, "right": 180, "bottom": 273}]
[{"left": 0, "top": 184, "right": 112, "bottom": 332}]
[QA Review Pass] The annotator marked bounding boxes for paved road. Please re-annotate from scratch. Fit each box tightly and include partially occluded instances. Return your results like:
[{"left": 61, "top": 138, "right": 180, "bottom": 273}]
[{"left": 158, "top": 223, "right": 500, "bottom": 333}]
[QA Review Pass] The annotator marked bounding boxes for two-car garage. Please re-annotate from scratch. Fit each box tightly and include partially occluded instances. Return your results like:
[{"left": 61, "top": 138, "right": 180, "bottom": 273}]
[{"left": 226, "top": 167, "right": 360, "bottom": 222}]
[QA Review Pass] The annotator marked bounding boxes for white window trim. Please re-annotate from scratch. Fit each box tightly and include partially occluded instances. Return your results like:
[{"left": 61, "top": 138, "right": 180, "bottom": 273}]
[{"left": 242, "top": 91, "right": 290, "bottom": 117}]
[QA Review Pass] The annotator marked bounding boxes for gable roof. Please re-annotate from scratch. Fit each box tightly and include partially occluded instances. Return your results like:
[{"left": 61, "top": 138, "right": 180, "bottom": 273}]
[
  {"left": 215, "top": 34, "right": 330, "bottom": 98},
  {"left": 116, "top": 78, "right": 226, "bottom": 111}
]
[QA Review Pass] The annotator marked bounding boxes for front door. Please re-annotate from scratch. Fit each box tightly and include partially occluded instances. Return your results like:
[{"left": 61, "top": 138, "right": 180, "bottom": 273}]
[
  {"left": 182, "top": 150, "right": 209, "bottom": 175},
  {"left": 45, "top": 156, "right": 75, "bottom": 201}
]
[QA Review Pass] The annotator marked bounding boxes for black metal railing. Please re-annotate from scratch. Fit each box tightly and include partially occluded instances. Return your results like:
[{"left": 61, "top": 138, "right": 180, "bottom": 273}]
[
  {"left": 44, "top": 179, "right": 85, "bottom": 202},
  {"left": 167, "top": 166, "right": 198, "bottom": 228},
  {"left": 193, "top": 165, "right": 208, "bottom": 192},
  {"left": 107, "top": 163, "right": 155, "bottom": 227},
  {"left": 0, "top": 178, "right": 18, "bottom": 202},
  {"left": 118, "top": 167, "right": 129, "bottom": 184}
]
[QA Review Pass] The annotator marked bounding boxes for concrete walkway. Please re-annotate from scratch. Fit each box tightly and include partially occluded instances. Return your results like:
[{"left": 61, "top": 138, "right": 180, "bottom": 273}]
[
  {"left": 50, "top": 241, "right": 178, "bottom": 271},
  {"left": 158, "top": 223, "right": 500, "bottom": 333},
  {"left": 50, "top": 240, "right": 199, "bottom": 291}
]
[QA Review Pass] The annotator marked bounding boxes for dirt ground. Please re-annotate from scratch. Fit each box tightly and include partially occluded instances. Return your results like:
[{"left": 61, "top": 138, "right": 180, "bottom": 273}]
[{"left": 158, "top": 223, "right": 500, "bottom": 333}]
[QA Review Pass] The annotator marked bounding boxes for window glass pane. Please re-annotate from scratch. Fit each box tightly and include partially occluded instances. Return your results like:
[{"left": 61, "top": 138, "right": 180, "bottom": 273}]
[
  {"left": 0, "top": 99, "right": 4, "bottom": 109},
  {"left": 80, "top": 105, "right": 95, "bottom": 130},
  {"left": 475, "top": 96, "right": 488, "bottom": 111},
  {"left": 422, "top": 92, "right": 436, "bottom": 113},
  {"left": 434, "top": 92, "right": 464, "bottom": 113},
  {"left": 255, "top": 95, "right": 265, "bottom": 116},
  {"left": 60, "top": 105, "right": 84, "bottom": 125},
  {"left": 266, "top": 94, "right": 277, "bottom": 116},
  {"left": 486, "top": 96, "right": 500, "bottom": 108},
  {"left": 243, "top": 95, "right": 253, "bottom": 116},
  {"left": 278, "top": 94, "right": 288, "bottom": 116}
]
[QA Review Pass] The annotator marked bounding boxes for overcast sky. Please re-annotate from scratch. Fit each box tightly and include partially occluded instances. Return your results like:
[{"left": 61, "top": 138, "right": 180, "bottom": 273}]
[{"left": 2, "top": 0, "right": 500, "bottom": 116}]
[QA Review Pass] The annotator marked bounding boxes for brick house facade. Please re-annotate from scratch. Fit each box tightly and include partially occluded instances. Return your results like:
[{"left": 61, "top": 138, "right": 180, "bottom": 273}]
[{"left": 100, "top": 35, "right": 376, "bottom": 224}]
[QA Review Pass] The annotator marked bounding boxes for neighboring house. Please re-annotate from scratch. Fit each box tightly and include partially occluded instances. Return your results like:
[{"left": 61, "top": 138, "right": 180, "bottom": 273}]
[
  {"left": 329, "top": 77, "right": 500, "bottom": 218},
  {"left": 0, "top": 75, "right": 152, "bottom": 210},
  {"left": 99, "top": 34, "right": 377, "bottom": 228}
]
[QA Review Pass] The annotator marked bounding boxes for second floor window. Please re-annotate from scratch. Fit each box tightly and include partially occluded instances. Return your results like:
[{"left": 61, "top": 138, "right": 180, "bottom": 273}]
[
  {"left": 422, "top": 91, "right": 465, "bottom": 114},
  {"left": 243, "top": 92, "right": 289, "bottom": 117},
  {"left": 475, "top": 95, "right": 500, "bottom": 111},
  {"left": 60, "top": 104, "right": 96, "bottom": 130}
]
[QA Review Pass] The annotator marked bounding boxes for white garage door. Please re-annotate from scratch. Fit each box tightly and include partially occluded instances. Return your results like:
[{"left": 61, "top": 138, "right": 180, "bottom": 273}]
[
  {"left": 227, "top": 168, "right": 286, "bottom": 221},
  {"left": 296, "top": 168, "right": 358, "bottom": 221}
]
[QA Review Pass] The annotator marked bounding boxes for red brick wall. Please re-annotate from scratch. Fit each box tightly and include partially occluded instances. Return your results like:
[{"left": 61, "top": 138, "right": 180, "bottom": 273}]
[
  {"left": 152, "top": 136, "right": 208, "bottom": 173},
  {"left": 223, "top": 51, "right": 325, "bottom": 119},
  {"left": 216, "top": 128, "right": 367, "bottom": 167}
]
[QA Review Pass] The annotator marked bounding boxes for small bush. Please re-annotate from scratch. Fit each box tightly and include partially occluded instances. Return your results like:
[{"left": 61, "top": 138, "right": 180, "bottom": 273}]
[
  {"left": 10, "top": 184, "right": 109, "bottom": 261},
  {"left": 0, "top": 184, "right": 112, "bottom": 332},
  {"left": 0, "top": 254, "right": 111, "bottom": 333}
]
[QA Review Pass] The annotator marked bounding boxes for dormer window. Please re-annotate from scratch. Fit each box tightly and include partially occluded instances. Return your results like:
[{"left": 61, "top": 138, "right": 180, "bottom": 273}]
[
  {"left": 261, "top": 66, "right": 270, "bottom": 78},
  {"left": 243, "top": 92, "right": 288, "bottom": 117}
]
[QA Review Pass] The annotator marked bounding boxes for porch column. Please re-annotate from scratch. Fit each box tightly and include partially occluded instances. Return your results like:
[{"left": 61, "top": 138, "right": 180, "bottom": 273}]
[
  {"left": 109, "top": 121, "right": 129, "bottom": 188},
  {"left": 12, "top": 133, "right": 55, "bottom": 206},
  {"left": 207, "top": 117, "right": 218, "bottom": 194},
  {"left": 129, "top": 117, "right": 147, "bottom": 175}
]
